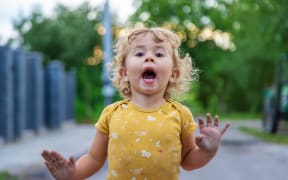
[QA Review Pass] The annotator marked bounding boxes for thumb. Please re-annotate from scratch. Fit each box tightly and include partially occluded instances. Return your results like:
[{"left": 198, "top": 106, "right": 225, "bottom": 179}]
[
  {"left": 196, "top": 135, "right": 203, "bottom": 145},
  {"left": 68, "top": 156, "right": 76, "bottom": 167}
]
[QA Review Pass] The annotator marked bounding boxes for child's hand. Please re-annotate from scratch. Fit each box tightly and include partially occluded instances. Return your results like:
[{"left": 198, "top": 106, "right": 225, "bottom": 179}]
[
  {"left": 196, "top": 113, "right": 229, "bottom": 152},
  {"left": 41, "top": 150, "right": 76, "bottom": 180}
]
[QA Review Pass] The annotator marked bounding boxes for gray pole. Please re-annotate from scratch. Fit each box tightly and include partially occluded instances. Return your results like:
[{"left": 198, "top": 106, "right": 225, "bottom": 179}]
[
  {"left": 45, "top": 60, "right": 66, "bottom": 129},
  {"left": 13, "top": 48, "right": 26, "bottom": 139},
  {"left": 0, "top": 45, "right": 14, "bottom": 142},
  {"left": 102, "top": 0, "right": 115, "bottom": 105},
  {"left": 25, "top": 52, "right": 44, "bottom": 133}
]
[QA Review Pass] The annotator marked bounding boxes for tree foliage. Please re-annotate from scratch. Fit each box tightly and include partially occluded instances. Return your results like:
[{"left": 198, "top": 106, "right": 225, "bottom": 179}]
[
  {"left": 14, "top": 2, "right": 101, "bottom": 67},
  {"left": 129, "top": 0, "right": 288, "bottom": 114},
  {"left": 12, "top": 0, "right": 288, "bottom": 121},
  {"left": 13, "top": 2, "right": 105, "bottom": 122}
]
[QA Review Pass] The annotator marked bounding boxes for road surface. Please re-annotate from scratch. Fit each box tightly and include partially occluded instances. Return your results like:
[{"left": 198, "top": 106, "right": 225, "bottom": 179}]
[
  {"left": 88, "top": 121, "right": 288, "bottom": 180},
  {"left": 1, "top": 120, "right": 287, "bottom": 180}
]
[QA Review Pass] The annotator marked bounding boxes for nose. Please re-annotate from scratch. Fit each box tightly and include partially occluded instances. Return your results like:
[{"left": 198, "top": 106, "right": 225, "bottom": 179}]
[{"left": 145, "top": 56, "right": 154, "bottom": 62}]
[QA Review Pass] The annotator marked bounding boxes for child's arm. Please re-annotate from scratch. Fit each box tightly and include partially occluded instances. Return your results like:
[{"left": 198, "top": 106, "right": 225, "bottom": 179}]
[
  {"left": 181, "top": 113, "right": 229, "bottom": 170},
  {"left": 42, "top": 130, "right": 108, "bottom": 180},
  {"left": 72, "top": 130, "right": 108, "bottom": 179}
]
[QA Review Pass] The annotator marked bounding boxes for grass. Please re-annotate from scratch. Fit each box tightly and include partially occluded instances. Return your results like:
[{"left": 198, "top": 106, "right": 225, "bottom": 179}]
[
  {"left": 239, "top": 126, "right": 288, "bottom": 145},
  {"left": 0, "top": 171, "right": 17, "bottom": 180},
  {"left": 221, "top": 112, "right": 261, "bottom": 121}
]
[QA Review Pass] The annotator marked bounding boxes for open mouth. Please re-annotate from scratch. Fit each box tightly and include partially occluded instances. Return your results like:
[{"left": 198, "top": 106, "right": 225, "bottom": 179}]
[{"left": 142, "top": 69, "right": 156, "bottom": 80}]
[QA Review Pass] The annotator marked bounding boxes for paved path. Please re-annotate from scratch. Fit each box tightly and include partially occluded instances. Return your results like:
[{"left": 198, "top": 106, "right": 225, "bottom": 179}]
[
  {"left": 0, "top": 123, "right": 95, "bottom": 179},
  {"left": 178, "top": 121, "right": 288, "bottom": 180},
  {"left": 90, "top": 120, "right": 288, "bottom": 180},
  {"left": 1, "top": 120, "right": 288, "bottom": 180}
]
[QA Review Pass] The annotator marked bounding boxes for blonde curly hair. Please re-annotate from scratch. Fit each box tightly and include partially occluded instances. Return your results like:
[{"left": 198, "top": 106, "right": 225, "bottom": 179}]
[{"left": 109, "top": 26, "right": 198, "bottom": 99}]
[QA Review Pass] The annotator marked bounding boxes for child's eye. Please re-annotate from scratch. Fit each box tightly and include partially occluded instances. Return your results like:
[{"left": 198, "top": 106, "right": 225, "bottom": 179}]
[
  {"left": 155, "top": 53, "right": 164, "bottom": 57},
  {"left": 135, "top": 52, "right": 144, "bottom": 57}
]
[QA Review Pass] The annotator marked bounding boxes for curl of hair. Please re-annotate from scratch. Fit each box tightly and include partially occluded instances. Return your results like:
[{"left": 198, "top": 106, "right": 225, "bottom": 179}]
[{"left": 108, "top": 26, "right": 198, "bottom": 99}]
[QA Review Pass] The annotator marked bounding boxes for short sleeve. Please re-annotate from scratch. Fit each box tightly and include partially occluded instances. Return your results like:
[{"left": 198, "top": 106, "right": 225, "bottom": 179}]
[
  {"left": 95, "top": 104, "right": 114, "bottom": 135},
  {"left": 180, "top": 105, "right": 198, "bottom": 138}
]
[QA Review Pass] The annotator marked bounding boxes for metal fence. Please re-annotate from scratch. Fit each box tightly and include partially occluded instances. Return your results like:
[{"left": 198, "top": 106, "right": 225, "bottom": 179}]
[{"left": 0, "top": 45, "right": 76, "bottom": 142}]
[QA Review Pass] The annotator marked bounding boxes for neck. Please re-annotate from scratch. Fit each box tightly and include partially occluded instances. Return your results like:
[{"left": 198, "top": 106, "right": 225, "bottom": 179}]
[{"left": 130, "top": 93, "right": 166, "bottom": 110}]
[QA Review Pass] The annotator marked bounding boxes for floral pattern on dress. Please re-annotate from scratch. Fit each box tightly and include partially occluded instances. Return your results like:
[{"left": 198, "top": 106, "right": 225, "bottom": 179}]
[{"left": 95, "top": 100, "right": 197, "bottom": 180}]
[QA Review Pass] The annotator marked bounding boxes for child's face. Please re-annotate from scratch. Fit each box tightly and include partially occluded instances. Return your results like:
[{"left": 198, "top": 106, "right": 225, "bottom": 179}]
[{"left": 120, "top": 33, "right": 179, "bottom": 97}]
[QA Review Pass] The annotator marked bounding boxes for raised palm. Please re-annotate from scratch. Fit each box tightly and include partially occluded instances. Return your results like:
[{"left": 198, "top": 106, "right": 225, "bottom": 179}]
[
  {"left": 196, "top": 113, "right": 229, "bottom": 152},
  {"left": 41, "top": 150, "right": 76, "bottom": 180}
]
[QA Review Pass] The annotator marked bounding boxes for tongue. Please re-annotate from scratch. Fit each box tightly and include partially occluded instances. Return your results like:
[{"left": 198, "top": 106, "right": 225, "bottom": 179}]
[
  {"left": 143, "top": 79, "right": 155, "bottom": 83},
  {"left": 143, "top": 76, "right": 155, "bottom": 83}
]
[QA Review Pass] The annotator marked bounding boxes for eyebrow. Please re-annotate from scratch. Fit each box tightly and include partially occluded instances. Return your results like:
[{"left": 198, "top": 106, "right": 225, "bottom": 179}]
[{"left": 133, "top": 45, "right": 166, "bottom": 50}]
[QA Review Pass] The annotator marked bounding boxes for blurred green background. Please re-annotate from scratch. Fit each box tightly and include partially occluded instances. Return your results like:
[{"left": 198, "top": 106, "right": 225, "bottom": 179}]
[{"left": 6, "top": 0, "right": 288, "bottom": 123}]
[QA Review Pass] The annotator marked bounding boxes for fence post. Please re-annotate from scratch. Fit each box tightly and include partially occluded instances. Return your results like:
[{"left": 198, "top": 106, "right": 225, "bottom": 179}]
[
  {"left": 0, "top": 45, "right": 14, "bottom": 142},
  {"left": 45, "top": 60, "right": 66, "bottom": 129},
  {"left": 13, "top": 48, "right": 27, "bottom": 139},
  {"left": 26, "top": 52, "right": 44, "bottom": 133},
  {"left": 65, "top": 68, "right": 76, "bottom": 121}
]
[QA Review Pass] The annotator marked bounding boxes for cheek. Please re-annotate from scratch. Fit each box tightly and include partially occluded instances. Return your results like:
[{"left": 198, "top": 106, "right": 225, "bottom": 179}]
[
  {"left": 125, "top": 60, "right": 140, "bottom": 74},
  {"left": 126, "top": 66, "right": 140, "bottom": 79},
  {"left": 161, "top": 63, "right": 174, "bottom": 74}
]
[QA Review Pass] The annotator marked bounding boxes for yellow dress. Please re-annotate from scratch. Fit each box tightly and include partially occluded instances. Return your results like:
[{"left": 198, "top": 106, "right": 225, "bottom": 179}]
[{"left": 96, "top": 99, "right": 197, "bottom": 180}]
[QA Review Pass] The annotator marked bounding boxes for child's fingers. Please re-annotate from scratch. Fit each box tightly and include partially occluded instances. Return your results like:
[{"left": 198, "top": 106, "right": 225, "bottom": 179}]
[
  {"left": 195, "top": 135, "right": 203, "bottom": 144},
  {"left": 45, "top": 161, "right": 56, "bottom": 172},
  {"left": 206, "top": 113, "right": 212, "bottom": 126},
  {"left": 198, "top": 117, "right": 205, "bottom": 130},
  {"left": 42, "top": 150, "right": 67, "bottom": 168},
  {"left": 220, "top": 123, "right": 230, "bottom": 135},
  {"left": 51, "top": 151, "right": 65, "bottom": 162},
  {"left": 41, "top": 150, "right": 52, "bottom": 161},
  {"left": 68, "top": 156, "right": 75, "bottom": 167},
  {"left": 213, "top": 115, "right": 219, "bottom": 127}
]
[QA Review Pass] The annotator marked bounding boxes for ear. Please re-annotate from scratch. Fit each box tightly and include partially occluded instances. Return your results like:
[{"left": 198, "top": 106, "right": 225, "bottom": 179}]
[
  {"left": 119, "top": 67, "right": 128, "bottom": 82},
  {"left": 169, "top": 68, "right": 179, "bottom": 83}
]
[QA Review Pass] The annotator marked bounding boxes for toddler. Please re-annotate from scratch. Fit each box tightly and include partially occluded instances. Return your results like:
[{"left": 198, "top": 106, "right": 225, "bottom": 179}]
[{"left": 42, "top": 26, "right": 229, "bottom": 180}]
